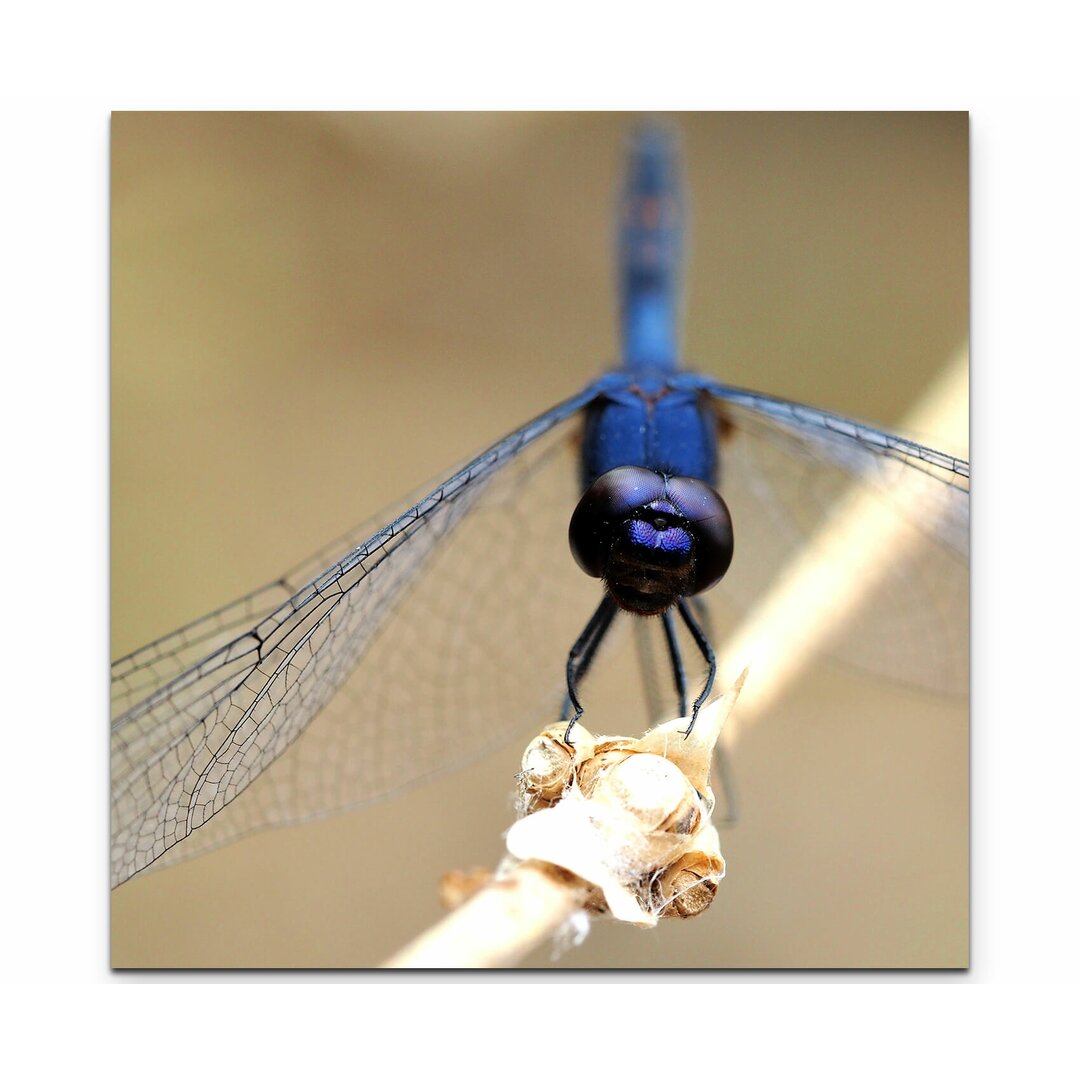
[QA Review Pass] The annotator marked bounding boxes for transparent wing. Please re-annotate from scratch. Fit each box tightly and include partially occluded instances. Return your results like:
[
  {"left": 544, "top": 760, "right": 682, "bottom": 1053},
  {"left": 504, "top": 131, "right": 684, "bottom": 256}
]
[
  {"left": 695, "top": 379, "right": 969, "bottom": 695},
  {"left": 111, "top": 383, "right": 602, "bottom": 887},
  {"left": 112, "top": 376, "right": 969, "bottom": 889}
]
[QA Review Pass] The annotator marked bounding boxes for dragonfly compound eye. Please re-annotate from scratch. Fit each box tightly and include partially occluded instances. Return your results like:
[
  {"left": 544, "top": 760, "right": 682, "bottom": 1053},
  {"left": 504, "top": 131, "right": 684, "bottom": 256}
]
[
  {"left": 662, "top": 475, "right": 734, "bottom": 593},
  {"left": 569, "top": 467, "right": 734, "bottom": 614},
  {"left": 569, "top": 466, "right": 667, "bottom": 578}
]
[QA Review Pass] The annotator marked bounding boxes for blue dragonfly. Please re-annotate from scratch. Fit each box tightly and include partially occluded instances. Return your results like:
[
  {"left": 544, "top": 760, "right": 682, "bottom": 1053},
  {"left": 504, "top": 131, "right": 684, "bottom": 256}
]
[{"left": 110, "top": 124, "right": 969, "bottom": 889}]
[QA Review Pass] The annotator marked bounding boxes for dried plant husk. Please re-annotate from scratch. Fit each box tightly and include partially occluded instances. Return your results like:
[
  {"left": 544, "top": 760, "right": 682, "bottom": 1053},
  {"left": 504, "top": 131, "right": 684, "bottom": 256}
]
[
  {"left": 573, "top": 738, "right": 637, "bottom": 799},
  {"left": 518, "top": 724, "right": 597, "bottom": 807},
  {"left": 589, "top": 752, "right": 702, "bottom": 837},
  {"left": 652, "top": 826, "right": 726, "bottom": 919},
  {"left": 506, "top": 673, "right": 746, "bottom": 926}
]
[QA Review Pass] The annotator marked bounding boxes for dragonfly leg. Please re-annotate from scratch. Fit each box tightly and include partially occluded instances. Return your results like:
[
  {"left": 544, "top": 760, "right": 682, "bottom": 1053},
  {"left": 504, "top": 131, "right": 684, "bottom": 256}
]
[
  {"left": 563, "top": 596, "right": 619, "bottom": 744},
  {"left": 560, "top": 606, "right": 604, "bottom": 724},
  {"left": 686, "top": 597, "right": 741, "bottom": 822},
  {"left": 712, "top": 741, "right": 740, "bottom": 826},
  {"left": 689, "top": 595, "right": 712, "bottom": 636},
  {"left": 675, "top": 597, "right": 716, "bottom": 736},
  {"left": 684, "top": 597, "right": 740, "bottom": 824},
  {"left": 633, "top": 619, "right": 666, "bottom": 723},
  {"left": 660, "top": 608, "right": 689, "bottom": 718}
]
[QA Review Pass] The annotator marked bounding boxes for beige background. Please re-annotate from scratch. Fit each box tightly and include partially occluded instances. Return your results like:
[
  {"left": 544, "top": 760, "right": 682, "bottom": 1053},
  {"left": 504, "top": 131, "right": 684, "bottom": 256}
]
[{"left": 111, "top": 112, "right": 968, "bottom": 968}]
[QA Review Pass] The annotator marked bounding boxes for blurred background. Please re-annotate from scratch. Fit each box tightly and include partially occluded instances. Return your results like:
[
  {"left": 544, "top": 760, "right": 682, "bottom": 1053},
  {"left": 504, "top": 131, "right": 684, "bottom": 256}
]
[{"left": 111, "top": 112, "right": 967, "bottom": 968}]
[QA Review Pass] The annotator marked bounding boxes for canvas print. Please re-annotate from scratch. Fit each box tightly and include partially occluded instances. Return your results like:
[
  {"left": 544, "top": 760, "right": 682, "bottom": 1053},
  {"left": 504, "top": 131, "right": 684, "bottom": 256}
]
[{"left": 111, "top": 112, "right": 969, "bottom": 968}]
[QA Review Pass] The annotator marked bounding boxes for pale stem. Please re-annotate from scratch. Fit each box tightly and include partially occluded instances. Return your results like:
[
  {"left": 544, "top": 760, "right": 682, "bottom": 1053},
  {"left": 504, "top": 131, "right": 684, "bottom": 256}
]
[{"left": 381, "top": 861, "right": 588, "bottom": 968}]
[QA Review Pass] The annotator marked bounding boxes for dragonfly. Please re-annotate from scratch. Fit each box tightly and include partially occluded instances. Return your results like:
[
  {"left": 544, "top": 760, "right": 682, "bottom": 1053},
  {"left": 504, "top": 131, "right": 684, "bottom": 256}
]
[{"left": 111, "top": 121, "right": 969, "bottom": 892}]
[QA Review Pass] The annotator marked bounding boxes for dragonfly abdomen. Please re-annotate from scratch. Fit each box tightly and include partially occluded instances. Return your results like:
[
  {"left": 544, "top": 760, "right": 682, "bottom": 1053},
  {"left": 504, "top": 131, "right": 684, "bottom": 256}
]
[{"left": 619, "top": 123, "right": 685, "bottom": 371}]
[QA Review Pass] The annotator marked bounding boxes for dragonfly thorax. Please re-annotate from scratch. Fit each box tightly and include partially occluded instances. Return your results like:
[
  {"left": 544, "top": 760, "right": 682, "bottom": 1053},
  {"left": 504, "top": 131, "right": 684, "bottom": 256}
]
[{"left": 568, "top": 465, "right": 734, "bottom": 616}]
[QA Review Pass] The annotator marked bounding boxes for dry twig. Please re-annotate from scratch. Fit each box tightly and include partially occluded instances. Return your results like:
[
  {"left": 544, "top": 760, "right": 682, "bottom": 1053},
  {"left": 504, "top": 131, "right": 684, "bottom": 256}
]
[{"left": 383, "top": 676, "right": 742, "bottom": 967}]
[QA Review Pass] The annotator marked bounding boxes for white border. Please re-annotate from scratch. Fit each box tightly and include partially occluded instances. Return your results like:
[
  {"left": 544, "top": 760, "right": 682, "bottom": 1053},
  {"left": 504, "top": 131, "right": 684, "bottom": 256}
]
[{"left": 3, "top": 0, "right": 1078, "bottom": 1069}]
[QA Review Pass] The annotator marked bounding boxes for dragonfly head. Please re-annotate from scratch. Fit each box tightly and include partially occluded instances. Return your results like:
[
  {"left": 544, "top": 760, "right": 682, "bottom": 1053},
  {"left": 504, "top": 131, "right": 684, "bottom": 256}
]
[{"left": 569, "top": 466, "right": 734, "bottom": 616}]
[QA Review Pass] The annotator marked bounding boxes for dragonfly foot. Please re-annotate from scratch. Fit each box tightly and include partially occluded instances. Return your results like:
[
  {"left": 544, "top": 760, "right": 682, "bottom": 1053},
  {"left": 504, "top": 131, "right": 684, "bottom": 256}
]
[{"left": 563, "top": 710, "right": 583, "bottom": 748}]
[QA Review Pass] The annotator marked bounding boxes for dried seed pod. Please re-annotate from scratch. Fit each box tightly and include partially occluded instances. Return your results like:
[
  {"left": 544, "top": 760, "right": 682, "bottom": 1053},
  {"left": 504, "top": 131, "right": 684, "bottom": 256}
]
[
  {"left": 507, "top": 752, "right": 710, "bottom": 925},
  {"left": 655, "top": 864, "right": 719, "bottom": 918},
  {"left": 519, "top": 724, "right": 596, "bottom": 804},
  {"left": 506, "top": 672, "right": 746, "bottom": 927},
  {"left": 590, "top": 752, "right": 701, "bottom": 836},
  {"left": 653, "top": 829, "right": 726, "bottom": 919},
  {"left": 574, "top": 738, "right": 636, "bottom": 798},
  {"left": 520, "top": 735, "right": 574, "bottom": 802}
]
